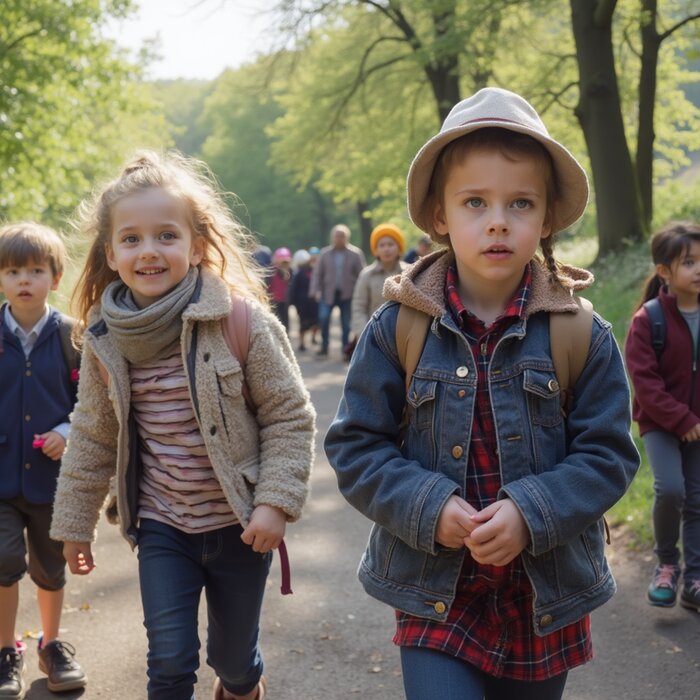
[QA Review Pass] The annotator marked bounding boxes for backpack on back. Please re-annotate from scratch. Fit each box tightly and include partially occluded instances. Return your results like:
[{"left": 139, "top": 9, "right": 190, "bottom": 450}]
[
  {"left": 396, "top": 297, "right": 594, "bottom": 416},
  {"left": 57, "top": 314, "right": 81, "bottom": 387}
]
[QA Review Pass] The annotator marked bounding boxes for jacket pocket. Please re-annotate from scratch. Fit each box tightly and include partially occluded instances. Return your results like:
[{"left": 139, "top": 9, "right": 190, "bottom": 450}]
[
  {"left": 406, "top": 378, "right": 438, "bottom": 431},
  {"left": 523, "top": 368, "right": 562, "bottom": 428},
  {"left": 214, "top": 357, "right": 244, "bottom": 401}
]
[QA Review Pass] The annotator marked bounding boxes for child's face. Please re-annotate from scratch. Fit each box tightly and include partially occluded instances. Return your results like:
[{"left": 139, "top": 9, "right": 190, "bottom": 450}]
[
  {"left": 375, "top": 236, "right": 401, "bottom": 264},
  {"left": 657, "top": 240, "right": 700, "bottom": 303},
  {"left": 433, "top": 146, "right": 551, "bottom": 299},
  {"left": 106, "top": 187, "right": 204, "bottom": 309},
  {"left": 0, "top": 259, "right": 61, "bottom": 316}
]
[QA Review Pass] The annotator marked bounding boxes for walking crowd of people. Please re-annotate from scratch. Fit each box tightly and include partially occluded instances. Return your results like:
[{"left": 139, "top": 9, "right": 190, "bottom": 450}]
[{"left": 0, "top": 86, "right": 699, "bottom": 700}]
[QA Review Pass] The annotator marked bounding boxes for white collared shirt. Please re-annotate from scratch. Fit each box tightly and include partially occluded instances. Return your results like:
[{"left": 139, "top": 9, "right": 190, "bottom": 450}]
[{"left": 4, "top": 304, "right": 70, "bottom": 441}]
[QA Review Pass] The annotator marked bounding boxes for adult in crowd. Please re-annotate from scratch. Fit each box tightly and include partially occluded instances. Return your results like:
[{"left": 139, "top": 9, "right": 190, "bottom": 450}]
[
  {"left": 348, "top": 223, "right": 408, "bottom": 359},
  {"left": 289, "top": 249, "right": 319, "bottom": 352},
  {"left": 403, "top": 233, "right": 432, "bottom": 264},
  {"left": 268, "top": 247, "right": 292, "bottom": 331},
  {"left": 310, "top": 224, "right": 366, "bottom": 357}
]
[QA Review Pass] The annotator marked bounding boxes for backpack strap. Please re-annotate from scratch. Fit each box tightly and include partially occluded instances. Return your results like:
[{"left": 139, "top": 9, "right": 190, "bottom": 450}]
[
  {"left": 396, "top": 304, "right": 432, "bottom": 393},
  {"left": 549, "top": 296, "right": 594, "bottom": 417},
  {"left": 642, "top": 298, "right": 665, "bottom": 360},
  {"left": 222, "top": 295, "right": 257, "bottom": 416},
  {"left": 222, "top": 296, "right": 293, "bottom": 595},
  {"left": 57, "top": 314, "right": 81, "bottom": 385}
]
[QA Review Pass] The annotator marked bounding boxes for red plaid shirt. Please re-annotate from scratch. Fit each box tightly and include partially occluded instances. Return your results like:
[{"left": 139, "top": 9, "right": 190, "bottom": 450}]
[{"left": 394, "top": 264, "right": 592, "bottom": 680}]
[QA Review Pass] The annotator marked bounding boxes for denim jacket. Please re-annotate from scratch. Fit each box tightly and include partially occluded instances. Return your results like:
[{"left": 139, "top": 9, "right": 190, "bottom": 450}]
[{"left": 324, "top": 251, "right": 639, "bottom": 636}]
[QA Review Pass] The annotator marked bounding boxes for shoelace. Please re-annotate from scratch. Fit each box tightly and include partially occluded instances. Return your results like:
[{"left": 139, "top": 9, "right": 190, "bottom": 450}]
[
  {"left": 687, "top": 579, "right": 700, "bottom": 594},
  {"left": 654, "top": 564, "right": 678, "bottom": 588},
  {"left": 42, "top": 641, "right": 78, "bottom": 669},
  {"left": 0, "top": 649, "right": 20, "bottom": 680}
]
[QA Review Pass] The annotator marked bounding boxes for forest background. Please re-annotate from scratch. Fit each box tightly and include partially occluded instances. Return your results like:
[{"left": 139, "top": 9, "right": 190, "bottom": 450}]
[{"left": 2, "top": 0, "right": 700, "bottom": 542}]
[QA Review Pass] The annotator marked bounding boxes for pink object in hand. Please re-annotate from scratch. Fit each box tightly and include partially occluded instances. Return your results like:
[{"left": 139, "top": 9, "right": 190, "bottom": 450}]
[{"left": 32, "top": 438, "right": 45, "bottom": 448}]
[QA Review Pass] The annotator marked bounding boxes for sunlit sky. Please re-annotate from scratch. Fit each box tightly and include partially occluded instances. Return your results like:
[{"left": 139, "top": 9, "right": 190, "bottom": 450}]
[{"left": 107, "top": 0, "right": 276, "bottom": 80}]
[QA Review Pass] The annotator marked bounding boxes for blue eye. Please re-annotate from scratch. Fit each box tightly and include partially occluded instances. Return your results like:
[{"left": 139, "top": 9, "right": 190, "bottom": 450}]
[
  {"left": 466, "top": 198, "right": 483, "bottom": 208},
  {"left": 513, "top": 199, "right": 532, "bottom": 209}
]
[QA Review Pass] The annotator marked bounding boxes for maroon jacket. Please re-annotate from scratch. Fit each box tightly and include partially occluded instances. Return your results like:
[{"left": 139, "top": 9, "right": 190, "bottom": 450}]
[{"left": 625, "top": 286, "right": 700, "bottom": 437}]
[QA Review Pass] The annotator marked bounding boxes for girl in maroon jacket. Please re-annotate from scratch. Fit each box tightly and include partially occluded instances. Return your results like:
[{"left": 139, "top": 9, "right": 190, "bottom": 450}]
[{"left": 625, "top": 221, "right": 700, "bottom": 613}]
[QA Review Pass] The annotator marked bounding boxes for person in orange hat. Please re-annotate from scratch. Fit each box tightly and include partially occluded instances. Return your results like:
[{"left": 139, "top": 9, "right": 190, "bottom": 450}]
[{"left": 348, "top": 224, "right": 408, "bottom": 358}]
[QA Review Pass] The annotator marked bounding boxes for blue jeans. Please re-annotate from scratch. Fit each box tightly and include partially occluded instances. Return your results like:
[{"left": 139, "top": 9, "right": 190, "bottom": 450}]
[
  {"left": 643, "top": 431, "right": 700, "bottom": 580},
  {"left": 318, "top": 291, "right": 351, "bottom": 351},
  {"left": 137, "top": 519, "right": 271, "bottom": 700},
  {"left": 400, "top": 647, "right": 568, "bottom": 700}
]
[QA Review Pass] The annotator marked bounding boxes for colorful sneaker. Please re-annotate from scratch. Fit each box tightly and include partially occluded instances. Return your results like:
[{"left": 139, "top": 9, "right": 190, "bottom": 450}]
[
  {"left": 37, "top": 640, "right": 87, "bottom": 692},
  {"left": 0, "top": 646, "right": 25, "bottom": 700},
  {"left": 647, "top": 564, "right": 681, "bottom": 607},
  {"left": 680, "top": 579, "right": 700, "bottom": 613}
]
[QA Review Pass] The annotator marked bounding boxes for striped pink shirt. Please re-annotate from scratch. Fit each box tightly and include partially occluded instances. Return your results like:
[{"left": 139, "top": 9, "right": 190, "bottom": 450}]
[{"left": 131, "top": 345, "right": 238, "bottom": 533}]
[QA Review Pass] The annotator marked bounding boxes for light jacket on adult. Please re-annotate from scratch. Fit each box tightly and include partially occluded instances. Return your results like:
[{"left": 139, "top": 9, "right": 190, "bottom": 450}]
[
  {"left": 350, "top": 259, "right": 408, "bottom": 338},
  {"left": 625, "top": 286, "right": 700, "bottom": 438},
  {"left": 309, "top": 243, "right": 366, "bottom": 305},
  {"left": 50, "top": 270, "right": 316, "bottom": 548},
  {"left": 324, "top": 250, "right": 639, "bottom": 636}
]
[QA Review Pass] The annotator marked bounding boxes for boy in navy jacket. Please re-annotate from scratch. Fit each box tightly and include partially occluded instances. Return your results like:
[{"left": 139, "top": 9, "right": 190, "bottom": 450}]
[{"left": 0, "top": 222, "right": 85, "bottom": 698}]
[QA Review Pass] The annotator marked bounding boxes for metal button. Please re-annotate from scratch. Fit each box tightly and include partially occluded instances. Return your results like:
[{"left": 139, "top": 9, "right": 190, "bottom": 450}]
[
  {"left": 458, "top": 390, "right": 465, "bottom": 398},
  {"left": 452, "top": 446, "right": 464, "bottom": 459},
  {"left": 24, "top": 463, "right": 31, "bottom": 470},
  {"left": 25, "top": 415, "right": 31, "bottom": 422},
  {"left": 539, "top": 614, "right": 553, "bottom": 628},
  {"left": 456, "top": 366, "right": 469, "bottom": 378},
  {"left": 547, "top": 379, "right": 559, "bottom": 392},
  {"left": 434, "top": 601, "right": 446, "bottom": 614}
]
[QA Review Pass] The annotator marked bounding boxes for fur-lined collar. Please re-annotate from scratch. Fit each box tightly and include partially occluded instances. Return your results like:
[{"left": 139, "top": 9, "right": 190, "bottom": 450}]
[{"left": 383, "top": 249, "right": 594, "bottom": 318}]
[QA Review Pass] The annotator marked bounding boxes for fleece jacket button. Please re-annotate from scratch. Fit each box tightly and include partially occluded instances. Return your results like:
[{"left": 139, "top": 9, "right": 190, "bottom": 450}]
[
  {"left": 539, "top": 614, "right": 553, "bottom": 628},
  {"left": 203, "top": 353, "right": 210, "bottom": 362},
  {"left": 210, "top": 426, "right": 217, "bottom": 436}
]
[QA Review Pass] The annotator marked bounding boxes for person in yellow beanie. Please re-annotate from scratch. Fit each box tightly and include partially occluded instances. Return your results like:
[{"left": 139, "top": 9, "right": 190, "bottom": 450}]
[{"left": 348, "top": 223, "right": 408, "bottom": 357}]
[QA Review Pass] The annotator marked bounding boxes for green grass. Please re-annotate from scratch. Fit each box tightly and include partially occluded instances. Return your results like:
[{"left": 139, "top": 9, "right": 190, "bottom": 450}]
[{"left": 558, "top": 234, "right": 655, "bottom": 549}]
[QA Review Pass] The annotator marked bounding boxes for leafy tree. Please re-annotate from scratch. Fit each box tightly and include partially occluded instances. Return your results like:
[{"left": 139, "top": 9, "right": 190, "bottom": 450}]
[
  {"left": 201, "top": 63, "right": 348, "bottom": 251},
  {"left": 0, "top": 0, "right": 171, "bottom": 229}
]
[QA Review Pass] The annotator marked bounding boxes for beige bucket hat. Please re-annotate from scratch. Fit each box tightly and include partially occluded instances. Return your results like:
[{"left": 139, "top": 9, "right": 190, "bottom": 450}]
[{"left": 406, "top": 87, "right": 589, "bottom": 237}]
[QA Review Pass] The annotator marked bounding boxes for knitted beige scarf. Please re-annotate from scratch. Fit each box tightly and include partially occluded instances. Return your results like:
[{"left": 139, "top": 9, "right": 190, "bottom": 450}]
[{"left": 100, "top": 267, "right": 199, "bottom": 364}]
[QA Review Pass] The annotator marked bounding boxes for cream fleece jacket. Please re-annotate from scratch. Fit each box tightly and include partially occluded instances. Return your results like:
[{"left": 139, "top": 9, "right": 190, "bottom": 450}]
[{"left": 50, "top": 270, "right": 316, "bottom": 546}]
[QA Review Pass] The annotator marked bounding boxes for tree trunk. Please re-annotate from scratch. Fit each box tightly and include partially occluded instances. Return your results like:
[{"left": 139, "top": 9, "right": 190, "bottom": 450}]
[
  {"left": 570, "top": 0, "right": 646, "bottom": 256},
  {"left": 637, "top": 0, "right": 659, "bottom": 229},
  {"left": 424, "top": 1, "right": 461, "bottom": 121}
]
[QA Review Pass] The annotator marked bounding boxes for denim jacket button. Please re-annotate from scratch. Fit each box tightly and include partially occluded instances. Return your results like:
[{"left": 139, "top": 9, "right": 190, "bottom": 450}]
[
  {"left": 451, "top": 445, "right": 464, "bottom": 459},
  {"left": 434, "top": 601, "right": 446, "bottom": 614},
  {"left": 547, "top": 379, "right": 559, "bottom": 392},
  {"left": 539, "top": 614, "right": 553, "bottom": 628},
  {"left": 458, "top": 389, "right": 466, "bottom": 398},
  {"left": 456, "top": 366, "right": 469, "bottom": 378}
]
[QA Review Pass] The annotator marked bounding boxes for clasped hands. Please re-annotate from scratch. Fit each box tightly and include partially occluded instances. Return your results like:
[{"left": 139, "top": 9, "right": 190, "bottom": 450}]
[{"left": 435, "top": 495, "right": 529, "bottom": 567}]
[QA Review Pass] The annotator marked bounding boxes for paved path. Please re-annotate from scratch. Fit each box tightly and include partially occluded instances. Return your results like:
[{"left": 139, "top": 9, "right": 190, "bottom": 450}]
[{"left": 17, "top": 321, "right": 700, "bottom": 699}]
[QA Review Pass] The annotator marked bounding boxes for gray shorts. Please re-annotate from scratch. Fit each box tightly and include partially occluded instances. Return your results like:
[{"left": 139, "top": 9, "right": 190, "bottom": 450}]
[{"left": 0, "top": 496, "right": 66, "bottom": 590}]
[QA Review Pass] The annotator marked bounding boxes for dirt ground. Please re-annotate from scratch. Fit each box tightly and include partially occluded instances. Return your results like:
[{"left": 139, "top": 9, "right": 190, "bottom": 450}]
[{"left": 16, "top": 316, "right": 700, "bottom": 699}]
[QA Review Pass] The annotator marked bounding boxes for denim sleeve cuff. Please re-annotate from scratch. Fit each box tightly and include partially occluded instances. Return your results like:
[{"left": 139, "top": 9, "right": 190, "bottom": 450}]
[
  {"left": 500, "top": 479, "right": 553, "bottom": 555},
  {"left": 415, "top": 476, "right": 461, "bottom": 555}
]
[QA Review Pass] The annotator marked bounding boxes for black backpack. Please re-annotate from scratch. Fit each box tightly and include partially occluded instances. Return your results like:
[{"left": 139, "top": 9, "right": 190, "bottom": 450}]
[
  {"left": 642, "top": 298, "right": 666, "bottom": 359},
  {"left": 57, "top": 314, "right": 81, "bottom": 386}
]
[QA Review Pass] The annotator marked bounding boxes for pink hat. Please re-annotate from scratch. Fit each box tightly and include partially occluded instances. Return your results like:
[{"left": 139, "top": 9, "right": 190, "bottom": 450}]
[
  {"left": 406, "top": 87, "right": 589, "bottom": 237},
  {"left": 272, "top": 247, "right": 292, "bottom": 262}
]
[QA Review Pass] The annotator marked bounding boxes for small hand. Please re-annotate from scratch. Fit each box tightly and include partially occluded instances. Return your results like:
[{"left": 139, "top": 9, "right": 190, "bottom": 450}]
[
  {"left": 36, "top": 431, "right": 66, "bottom": 461},
  {"left": 681, "top": 423, "right": 700, "bottom": 442},
  {"left": 435, "top": 495, "right": 478, "bottom": 549},
  {"left": 241, "top": 505, "right": 287, "bottom": 553},
  {"left": 465, "top": 499, "right": 529, "bottom": 567},
  {"left": 63, "top": 542, "right": 96, "bottom": 575}
]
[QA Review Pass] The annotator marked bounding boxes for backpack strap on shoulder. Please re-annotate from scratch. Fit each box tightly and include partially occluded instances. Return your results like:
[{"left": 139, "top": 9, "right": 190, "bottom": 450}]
[
  {"left": 222, "top": 295, "right": 257, "bottom": 416},
  {"left": 642, "top": 298, "right": 665, "bottom": 360},
  {"left": 57, "top": 314, "right": 81, "bottom": 385},
  {"left": 549, "top": 296, "right": 594, "bottom": 416},
  {"left": 396, "top": 304, "right": 432, "bottom": 393}
]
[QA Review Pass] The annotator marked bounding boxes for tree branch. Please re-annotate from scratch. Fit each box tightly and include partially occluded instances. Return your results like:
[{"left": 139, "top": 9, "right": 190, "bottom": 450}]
[{"left": 659, "top": 12, "right": 700, "bottom": 42}]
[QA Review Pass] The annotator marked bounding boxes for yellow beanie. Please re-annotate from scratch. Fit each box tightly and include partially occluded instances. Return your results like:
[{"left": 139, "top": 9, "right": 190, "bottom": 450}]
[{"left": 370, "top": 223, "right": 406, "bottom": 256}]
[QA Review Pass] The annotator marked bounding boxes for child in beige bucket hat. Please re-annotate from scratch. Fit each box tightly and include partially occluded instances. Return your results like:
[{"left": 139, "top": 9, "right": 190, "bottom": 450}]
[{"left": 324, "top": 86, "right": 638, "bottom": 699}]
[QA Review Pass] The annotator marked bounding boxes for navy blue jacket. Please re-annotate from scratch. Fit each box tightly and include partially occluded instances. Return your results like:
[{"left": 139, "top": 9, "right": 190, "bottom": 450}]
[{"left": 0, "top": 304, "right": 78, "bottom": 504}]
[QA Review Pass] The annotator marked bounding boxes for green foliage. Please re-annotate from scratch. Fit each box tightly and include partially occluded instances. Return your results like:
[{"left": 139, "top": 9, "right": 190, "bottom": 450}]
[
  {"left": 200, "top": 62, "right": 349, "bottom": 250},
  {"left": 0, "top": 0, "right": 171, "bottom": 231}
]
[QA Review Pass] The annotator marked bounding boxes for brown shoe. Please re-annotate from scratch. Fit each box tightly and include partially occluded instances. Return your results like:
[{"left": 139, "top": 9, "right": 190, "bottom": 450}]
[
  {"left": 213, "top": 675, "right": 266, "bottom": 700},
  {"left": 37, "top": 640, "right": 87, "bottom": 692}
]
